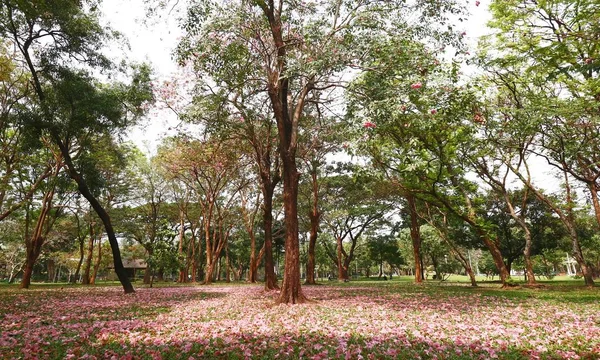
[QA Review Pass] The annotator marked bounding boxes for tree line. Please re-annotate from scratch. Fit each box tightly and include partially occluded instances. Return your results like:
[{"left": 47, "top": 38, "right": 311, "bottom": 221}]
[{"left": 0, "top": 0, "right": 598, "bottom": 303}]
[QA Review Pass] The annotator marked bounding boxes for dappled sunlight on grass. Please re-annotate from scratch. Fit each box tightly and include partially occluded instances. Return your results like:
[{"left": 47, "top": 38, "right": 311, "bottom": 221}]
[{"left": 0, "top": 282, "right": 599, "bottom": 359}]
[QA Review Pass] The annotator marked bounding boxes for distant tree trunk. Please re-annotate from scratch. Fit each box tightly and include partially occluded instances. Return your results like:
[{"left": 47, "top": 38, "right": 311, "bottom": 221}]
[
  {"left": 225, "top": 245, "right": 231, "bottom": 283},
  {"left": 90, "top": 238, "right": 102, "bottom": 284},
  {"left": 407, "top": 194, "right": 423, "bottom": 283},
  {"left": 588, "top": 182, "right": 600, "bottom": 229},
  {"left": 21, "top": 186, "right": 56, "bottom": 289},
  {"left": 72, "top": 231, "right": 85, "bottom": 284},
  {"left": 336, "top": 236, "right": 350, "bottom": 281},
  {"left": 82, "top": 224, "right": 95, "bottom": 285},
  {"left": 305, "top": 163, "right": 319, "bottom": 285},
  {"left": 56, "top": 138, "right": 134, "bottom": 294},
  {"left": 177, "top": 208, "right": 187, "bottom": 283},
  {"left": 563, "top": 171, "right": 594, "bottom": 286},
  {"left": 263, "top": 188, "right": 279, "bottom": 290},
  {"left": 47, "top": 259, "right": 55, "bottom": 282}
]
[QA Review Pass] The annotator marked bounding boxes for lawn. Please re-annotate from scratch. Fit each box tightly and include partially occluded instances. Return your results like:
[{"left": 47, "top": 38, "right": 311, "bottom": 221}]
[{"left": 0, "top": 280, "right": 598, "bottom": 359}]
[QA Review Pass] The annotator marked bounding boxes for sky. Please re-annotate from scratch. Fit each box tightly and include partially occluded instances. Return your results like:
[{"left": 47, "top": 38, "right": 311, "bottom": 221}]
[{"left": 98, "top": 0, "right": 563, "bottom": 193}]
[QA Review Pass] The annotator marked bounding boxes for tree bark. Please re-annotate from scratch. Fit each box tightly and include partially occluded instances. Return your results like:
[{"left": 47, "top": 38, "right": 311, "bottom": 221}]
[
  {"left": 82, "top": 222, "right": 95, "bottom": 285},
  {"left": 277, "top": 154, "right": 306, "bottom": 303},
  {"left": 21, "top": 185, "right": 56, "bottom": 289},
  {"left": 407, "top": 194, "right": 423, "bottom": 283},
  {"left": 90, "top": 237, "right": 102, "bottom": 285},
  {"left": 305, "top": 163, "right": 319, "bottom": 285},
  {"left": 262, "top": 186, "right": 279, "bottom": 290}
]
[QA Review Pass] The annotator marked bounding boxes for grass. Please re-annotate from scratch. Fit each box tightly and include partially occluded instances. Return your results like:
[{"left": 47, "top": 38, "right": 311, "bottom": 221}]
[{"left": 0, "top": 277, "right": 598, "bottom": 359}]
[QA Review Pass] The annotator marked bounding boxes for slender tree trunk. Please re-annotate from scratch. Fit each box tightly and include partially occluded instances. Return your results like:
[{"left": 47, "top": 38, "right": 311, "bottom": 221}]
[
  {"left": 82, "top": 226, "right": 94, "bottom": 285},
  {"left": 263, "top": 189, "right": 279, "bottom": 290},
  {"left": 407, "top": 194, "right": 423, "bottom": 283},
  {"left": 90, "top": 237, "right": 102, "bottom": 285},
  {"left": 177, "top": 208, "right": 187, "bottom": 283},
  {"left": 305, "top": 164, "right": 319, "bottom": 285},
  {"left": 55, "top": 138, "right": 134, "bottom": 294},
  {"left": 225, "top": 245, "right": 231, "bottom": 283},
  {"left": 72, "top": 233, "right": 85, "bottom": 284},
  {"left": 588, "top": 183, "right": 600, "bottom": 229},
  {"left": 47, "top": 259, "right": 55, "bottom": 282},
  {"left": 21, "top": 188, "right": 54, "bottom": 289},
  {"left": 563, "top": 170, "right": 594, "bottom": 286},
  {"left": 480, "top": 232, "right": 510, "bottom": 285}
]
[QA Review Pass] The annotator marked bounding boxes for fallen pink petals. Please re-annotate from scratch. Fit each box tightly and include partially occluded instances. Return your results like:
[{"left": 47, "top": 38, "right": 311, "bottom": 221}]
[{"left": 0, "top": 284, "right": 598, "bottom": 359}]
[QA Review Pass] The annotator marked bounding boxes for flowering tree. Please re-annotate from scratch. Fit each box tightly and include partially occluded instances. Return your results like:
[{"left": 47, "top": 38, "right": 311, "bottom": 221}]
[{"left": 176, "top": 0, "right": 465, "bottom": 303}]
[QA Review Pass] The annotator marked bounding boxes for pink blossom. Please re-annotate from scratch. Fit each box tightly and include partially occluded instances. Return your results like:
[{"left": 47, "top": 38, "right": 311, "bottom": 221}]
[
  {"left": 363, "top": 121, "right": 376, "bottom": 128},
  {"left": 410, "top": 82, "right": 422, "bottom": 89},
  {"left": 475, "top": 1, "right": 480, "bottom": 6},
  {"left": 430, "top": 109, "right": 437, "bottom": 115}
]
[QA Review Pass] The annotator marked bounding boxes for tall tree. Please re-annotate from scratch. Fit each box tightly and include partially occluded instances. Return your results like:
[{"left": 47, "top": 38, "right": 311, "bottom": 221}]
[
  {"left": 1, "top": 0, "right": 154, "bottom": 293},
  {"left": 177, "top": 0, "right": 464, "bottom": 303}
]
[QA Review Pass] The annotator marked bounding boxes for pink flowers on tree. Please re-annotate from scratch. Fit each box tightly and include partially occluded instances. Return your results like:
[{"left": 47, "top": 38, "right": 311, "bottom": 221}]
[
  {"left": 475, "top": 1, "right": 480, "bottom": 6},
  {"left": 410, "top": 82, "right": 423, "bottom": 90},
  {"left": 363, "top": 121, "right": 376, "bottom": 129}
]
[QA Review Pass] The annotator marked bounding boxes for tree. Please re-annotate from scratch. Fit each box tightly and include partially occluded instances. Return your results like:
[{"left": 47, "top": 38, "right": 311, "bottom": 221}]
[
  {"left": 320, "top": 168, "right": 396, "bottom": 281},
  {"left": 176, "top": 0, "right": 465, "bottom": 304},
  {"left": 483, "top": 0, "right": 600, "bottom": 286},
  {"left": 0, "top": 0, "right": 154, "bottom": 293}
]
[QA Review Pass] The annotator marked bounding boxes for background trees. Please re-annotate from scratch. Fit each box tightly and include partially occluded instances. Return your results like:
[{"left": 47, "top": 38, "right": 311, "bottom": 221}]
[{"left": 1, "top": 0, "right": 598, "bottom": 296}]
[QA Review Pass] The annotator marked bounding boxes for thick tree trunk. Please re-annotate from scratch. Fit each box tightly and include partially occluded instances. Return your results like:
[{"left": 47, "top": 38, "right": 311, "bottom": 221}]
[
  {"left": 56, "top": 138, "right": 134, "bottom": 294},
  {"left": 407, "top": 194, "right": 423, "bottom": 283},
  {"left": 336, "top": 237, "right": 349, "bottom": 281},
  {"left": 277, "top": 156, "right": 305, "bottom": 304}
]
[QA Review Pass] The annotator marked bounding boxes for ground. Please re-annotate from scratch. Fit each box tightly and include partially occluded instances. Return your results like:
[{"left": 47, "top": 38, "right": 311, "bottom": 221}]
[{"left": 0, "top": 278, "right": 599, "bottom": 359}]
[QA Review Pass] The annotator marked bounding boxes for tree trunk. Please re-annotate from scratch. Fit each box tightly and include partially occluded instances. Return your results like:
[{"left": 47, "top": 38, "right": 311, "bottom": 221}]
[
  {"left": 263, "top": 188, "right": 279, "bottom": 290},
  {"left": 72, "top": 232, "right": 85, "bottom": 284},
  {"left": 336, "top": 236, "right": 349, "bottom": 281},
  {"left": 588, "top": 183, "right": 600, "bottom": 229},
  {"left": 55, "top": 138, "right": 134, "bottom": 294},
  {"left": 277, "top": 154, "right": 305, "bottom": 303},
  {"left": 177, "top": 208, "right": 187, "bottom": 283},
  {"left": 523, "top": 230, "right": 536, "bottom": 285},
  {"left": 480, "top": 232, "right": 510, "bottom": 285},
  {"left": 563, "top": 171, "right": 594, "bottom": 286},
  {"left": 21, "top": 187, "right": 55, "bottom": 289},
  {"left": 225, "top": 245, "right": 231, "bottom": 283},
  {"left": 407, "top": 194, "right": 423, "bottom": 283},
  {"left": 305, "top": 164, "right": 319, "bottom": 285},
  {"left": 47, "top": 259, "right": 55, "bottom": 282},
  {"left": 90, "top": 237, "right": 102, "bottom": 285},
  {"left": 82, "top": 226, "right": 94, "bottom": 285}
]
